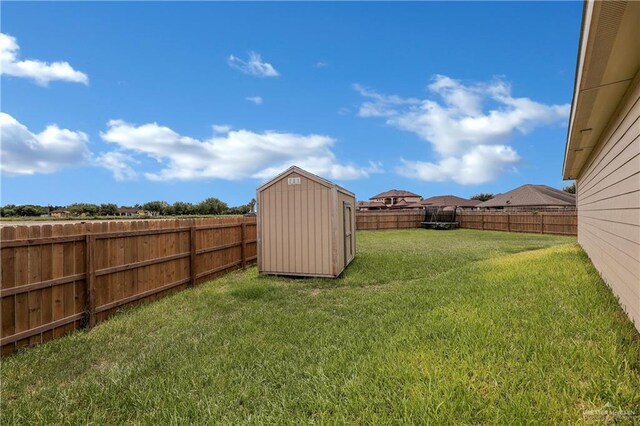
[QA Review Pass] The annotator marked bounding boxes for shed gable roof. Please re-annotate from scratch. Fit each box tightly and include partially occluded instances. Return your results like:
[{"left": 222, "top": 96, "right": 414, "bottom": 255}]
[{"left": 256, "top": 166, "right": 355, "bottom": 196}]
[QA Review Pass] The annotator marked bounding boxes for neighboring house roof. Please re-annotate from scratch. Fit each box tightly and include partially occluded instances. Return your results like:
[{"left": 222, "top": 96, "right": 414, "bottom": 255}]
[
  {"left": 563, "top": 1, "right": 640, "bottom": 179},
  {"left": 370, "top": 189, "right": 421, "bottom": 200},
  {"left": 406, "top": 202, "right": 424, "bottom": 209},
  {"left": 419, "top": 195, "right": 480, "bottom": 207},
  {"left": 477, "top": 185, "right": 576, "bottom": 208},
  {"left": 389, "top": 198, "right": 410, "bottom": 208},
  {"left": 51, "top": 209, "right": 71, "bottom": 214},
  {"left": 357, "top": 201, "right": 386, "bottom": 209}
]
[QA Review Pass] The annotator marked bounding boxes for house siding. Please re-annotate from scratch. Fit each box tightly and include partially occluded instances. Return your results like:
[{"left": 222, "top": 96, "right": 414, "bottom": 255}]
[{"left": 576, "top": 75, "right": 640, "bottom": 329}]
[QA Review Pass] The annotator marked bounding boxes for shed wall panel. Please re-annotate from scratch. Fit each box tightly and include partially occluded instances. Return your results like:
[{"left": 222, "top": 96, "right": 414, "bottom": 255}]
[
  {"left": 336, "top": 190, "right": 356, "bottom": 273},
  {"left": 314, "top": 189, "right": 323, "bottom": 273},
  {"left": 321, "top": 188, "right": 332, "bottom": 275},
  {"left": 259, "top": 171, "right": 336, "bottom": 276},
  {"left": 577, "top": 76, "right": 640, "bottom": 331},
  {"left": 336, "top": 191, "right": 344, "bottom": 274}
]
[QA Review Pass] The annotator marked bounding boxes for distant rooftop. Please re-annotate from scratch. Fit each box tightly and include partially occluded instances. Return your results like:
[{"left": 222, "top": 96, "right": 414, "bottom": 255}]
[
  {"left": 419, "top": 195, "right": 480, "bottom": 207},
  {"left": 370, "top": 189, "right": 421, "bottom": 200},
  {"left": 357, "top": 201, "right": 386, "bottom": 208},
  {"left": 389, "top": 198, "right": 410, "bottom": 208},
  {"left": 477, "top": 184, "right": 575, "bottom": 208}
]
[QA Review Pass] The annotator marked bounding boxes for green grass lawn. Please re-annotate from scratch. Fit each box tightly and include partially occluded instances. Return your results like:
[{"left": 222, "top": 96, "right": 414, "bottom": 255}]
[{"left": 2, "top": 230, "right": 639, "bottom": 424}]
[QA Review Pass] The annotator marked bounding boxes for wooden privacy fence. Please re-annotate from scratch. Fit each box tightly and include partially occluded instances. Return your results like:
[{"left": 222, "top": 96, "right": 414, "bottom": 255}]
[
  {"left": 356, "top": 210, "right": 424, "bottom": 230},
  {"left": 356, "top": 210, "right": 577, "bottom": 236},
  {"left": 457, "top": 211, "right": 577, "bottom": 236},
  {"left": 0, "top": 217, "right": 257, "bottom": 355}
]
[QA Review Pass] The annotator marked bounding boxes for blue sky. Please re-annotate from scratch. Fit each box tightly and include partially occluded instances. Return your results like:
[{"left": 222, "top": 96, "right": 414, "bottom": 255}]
[{"left": 1, "top": 1, "right": 582, "bottom": 207}]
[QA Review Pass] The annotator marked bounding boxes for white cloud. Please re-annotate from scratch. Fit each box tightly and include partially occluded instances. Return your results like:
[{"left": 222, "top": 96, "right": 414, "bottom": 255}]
[
  {"left": 100, "top": 119, "right": 381, "bottom": 181},
  {"left": 398, "top": 145, "right": 520, "bottom": 185},
  {"left": 94, "top": 151, "right": 138, "bottom": 181},
  {"left": 228, "top": 52, "right": 279, "bottom": 77},
  {"left": 356, "top": 75, "right": 569, "bottom": 184},
  {"left": 315, "top": 61, "right": 329, "bottom": 68},
  {"left": 0, "top": 33, "right": 88, "bottom": 86},
  {"left": 255, "top": 159, "right": 382, "bottom": 181},
  {"left": 0, "top": 112, "right": 91, "bottom": 175},
  {"left": 353, "top": 83, "right": 421, "bottom": 117},
  {"left": 245, "top": 96, "right": 263, "bottom": 105},
  {"left": 212, "top": 124, "right": 232, "bottom": 133}
]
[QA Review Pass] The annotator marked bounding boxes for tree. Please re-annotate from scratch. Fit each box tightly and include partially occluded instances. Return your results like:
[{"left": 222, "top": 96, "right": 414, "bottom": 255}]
[
  {"left": 225, "top": 203, "right": 251, "bottom": 215},
  {"left": 562, "top": 182, "right": 576, "bottom": 194},
  {"left": 470, "top": 193, "right": 494, "bottom": 202},
  {"left": 11, "top": 205, "right": 47, "bottom": 217},
  {"left": 99, "top": 203, "right": 118, "bottom": 216},
  {"left": 68, "top": 203, "right": 100, "bottom": 216},
  {"left": 142, "top": 201, "right": 169, "bottom": 216},
  {"left": 0, "top": 205, "right": 16, "bottom": 217},
  {"left": 0, "top": 207, "right": 15, "bottom": 217},
  {"left": 19, "top": 206, "right": 40, "bottom": 216},
  {"left": 169, "top": 202, "right": 195, "bottom": 216},
  {"left": 195, "top": 198, "right": 228, "bottom": 215}
]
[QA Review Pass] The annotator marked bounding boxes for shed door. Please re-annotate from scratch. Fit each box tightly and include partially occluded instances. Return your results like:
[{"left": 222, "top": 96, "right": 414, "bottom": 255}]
[{"left": 343, "top": 202, "right": 354, "bottom": 266}]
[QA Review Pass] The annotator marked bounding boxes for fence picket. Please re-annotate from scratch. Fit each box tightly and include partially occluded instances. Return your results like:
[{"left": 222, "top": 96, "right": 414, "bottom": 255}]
[
  {"left": 0, "top": 216, "right": 256, "bottom": 355},
  {"left": 355, "top": 210, "right": 576, "bottom": 236}
]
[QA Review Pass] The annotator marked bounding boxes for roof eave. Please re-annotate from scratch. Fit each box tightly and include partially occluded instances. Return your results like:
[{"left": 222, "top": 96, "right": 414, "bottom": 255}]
[
  {"left": 562, "top": 0, "right": 591, "bottom": 180},
  {"left": 256, "top": 165, "right": 356, "bottom": 197},
  {"left": 563, "top": 1, "right": 640, "bottom": 180}
]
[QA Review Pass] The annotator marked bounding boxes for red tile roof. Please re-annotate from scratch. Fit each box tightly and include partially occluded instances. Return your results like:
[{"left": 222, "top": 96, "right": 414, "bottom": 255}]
[{"left": 389, "top": 198, "right": 410, "bottom": 208}]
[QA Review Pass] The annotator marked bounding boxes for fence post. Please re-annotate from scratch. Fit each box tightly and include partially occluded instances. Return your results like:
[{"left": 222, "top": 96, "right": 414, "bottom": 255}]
[
  {"left": 241, "top": 222, "right": 247, "bottom": 268},
  {"left": 85, "top": 234, "right": 96, "bottom": 328},
  {"left": 189, "top": 221, "right": 196, "bottom": 287},
  {"left": 540, "top": 213, "right": 545, "bottom": 234},
  {"left": 481, "top": 213, "right": 485, "bottom": 231},
  {"left": 507, "top": 214, "right": 511, "bottom": 232}
]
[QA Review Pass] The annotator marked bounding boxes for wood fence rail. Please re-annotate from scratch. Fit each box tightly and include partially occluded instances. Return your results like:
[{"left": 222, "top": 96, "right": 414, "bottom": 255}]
[
  {"left": 457, "top": 211, "right": 577, "bottom": 236},
  {"left": 356, "top": 210, "right": 424, "bottom": 230},
  {"left": 1, "top": 217, "right": 256, "bottom": 355},
  {"left": 356, "top": 210, "right": 577, "bottom": 236}
]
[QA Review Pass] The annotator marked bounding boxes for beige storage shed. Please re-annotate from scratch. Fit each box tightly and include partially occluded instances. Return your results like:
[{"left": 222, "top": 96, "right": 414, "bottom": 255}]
[{"left": 257, "top": 166, "right": 356, "bottom": 278}]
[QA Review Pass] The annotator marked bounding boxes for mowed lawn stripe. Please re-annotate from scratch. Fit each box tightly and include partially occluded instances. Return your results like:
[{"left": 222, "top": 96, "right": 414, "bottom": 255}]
[{"left": 1, "top": 230, "right": 638, "bottom": 424}]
